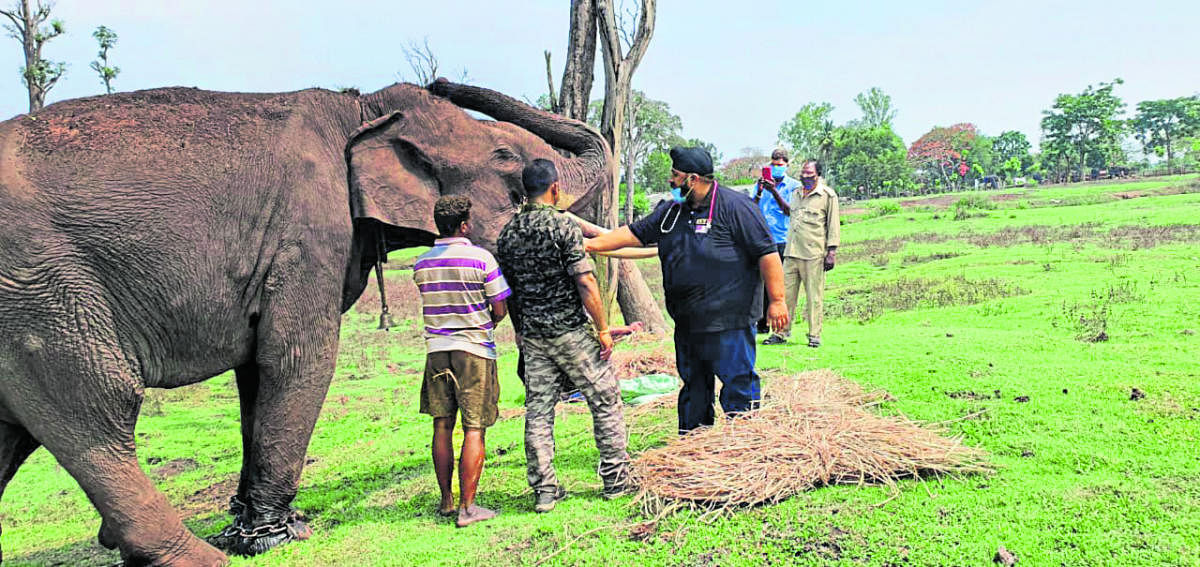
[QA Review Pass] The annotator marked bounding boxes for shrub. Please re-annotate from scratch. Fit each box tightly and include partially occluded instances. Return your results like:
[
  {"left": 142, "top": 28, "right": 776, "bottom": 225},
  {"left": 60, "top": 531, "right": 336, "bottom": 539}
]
[{"left": 870, "top": 201, "right": 902, "bottom": 218}]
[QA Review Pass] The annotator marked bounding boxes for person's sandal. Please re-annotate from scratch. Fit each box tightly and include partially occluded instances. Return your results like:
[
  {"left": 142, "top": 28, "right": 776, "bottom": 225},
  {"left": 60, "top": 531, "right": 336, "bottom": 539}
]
[{"left": 762, "top": 335, "right": 787, "bottom": 346}]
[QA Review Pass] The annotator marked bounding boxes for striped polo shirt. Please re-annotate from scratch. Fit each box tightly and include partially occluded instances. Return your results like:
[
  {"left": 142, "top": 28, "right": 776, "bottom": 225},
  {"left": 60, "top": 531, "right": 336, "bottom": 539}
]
[{"left": 413, "top": 237, "right": 512, "bottom": 359}]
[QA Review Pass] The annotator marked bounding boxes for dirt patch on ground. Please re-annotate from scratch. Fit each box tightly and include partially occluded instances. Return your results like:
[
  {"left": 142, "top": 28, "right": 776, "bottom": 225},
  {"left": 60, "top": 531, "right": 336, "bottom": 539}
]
[
  {"left": 154, "top": 458, "right": 199, "bottom": 478},
  {"left": 179, "top": 475, "right": 239, "bottom": 520},
  {"left": 945, "top": 390, "right": 1002, "bottom": 400},
  {"left": 898, "top": 193, "right": 1023, "bottom": 210},
  {"left": 989, "top": 193, "right": 1024, "bottom": 202},
  {"left": 901, "top": 195, "right": 959, "bottom": 209},
  {"left": 901, "top": 251, "right": 963, "bottom": 266},
  {"left": 842, "top": 222, "right": 1200, "bottom": 265}
]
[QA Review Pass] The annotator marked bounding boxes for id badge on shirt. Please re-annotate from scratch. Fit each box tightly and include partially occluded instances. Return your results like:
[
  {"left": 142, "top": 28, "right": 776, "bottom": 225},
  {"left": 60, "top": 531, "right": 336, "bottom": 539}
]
[{"left": 694, "top": 218, "right": 711, "bottom": 234}]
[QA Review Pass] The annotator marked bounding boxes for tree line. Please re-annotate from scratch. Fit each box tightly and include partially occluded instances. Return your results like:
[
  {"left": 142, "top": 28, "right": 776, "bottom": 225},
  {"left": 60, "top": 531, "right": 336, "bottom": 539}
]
[{"left": 771, "top": 80, "right": 1200, "bottom": 200}]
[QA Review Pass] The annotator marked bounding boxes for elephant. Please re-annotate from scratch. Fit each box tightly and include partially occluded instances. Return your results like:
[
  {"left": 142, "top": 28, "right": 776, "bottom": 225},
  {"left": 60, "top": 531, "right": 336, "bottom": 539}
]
[{"left": 0, "top": 79, "right": 610, "bottom": 565}]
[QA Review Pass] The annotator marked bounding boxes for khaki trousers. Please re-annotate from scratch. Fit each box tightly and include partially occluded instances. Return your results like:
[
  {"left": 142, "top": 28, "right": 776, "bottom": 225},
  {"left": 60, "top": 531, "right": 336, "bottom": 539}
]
[{"left": 780, "top": 257, "right": 824, "bottom": 339}]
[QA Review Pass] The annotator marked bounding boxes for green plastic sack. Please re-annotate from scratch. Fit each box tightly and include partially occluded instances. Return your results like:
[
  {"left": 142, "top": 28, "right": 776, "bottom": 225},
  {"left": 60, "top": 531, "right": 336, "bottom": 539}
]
[{"left": 620, "top": 373, "right": 679, "bottom": 405}]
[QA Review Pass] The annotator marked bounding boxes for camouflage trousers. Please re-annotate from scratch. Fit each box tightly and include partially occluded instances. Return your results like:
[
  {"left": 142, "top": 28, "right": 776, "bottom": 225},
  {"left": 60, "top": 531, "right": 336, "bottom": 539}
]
[{"left": 522, "top": 327, "right": 630, "bottom": 494}]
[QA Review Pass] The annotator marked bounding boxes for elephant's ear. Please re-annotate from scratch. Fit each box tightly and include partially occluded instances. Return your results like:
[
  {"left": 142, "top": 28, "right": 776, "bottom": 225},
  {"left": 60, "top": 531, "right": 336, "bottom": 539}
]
[{"left": 346, "top": 111, "right": 439, "bottom": 235}]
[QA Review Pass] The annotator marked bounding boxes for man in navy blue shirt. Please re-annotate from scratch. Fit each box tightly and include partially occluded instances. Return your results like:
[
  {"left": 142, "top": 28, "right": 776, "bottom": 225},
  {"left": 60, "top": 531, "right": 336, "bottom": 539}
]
[
  {"left": 754, "top": 148, "right": 794, "bottom": 336},
  {"left": 585, "top": 147, "right": 788, "bottom": 433}
]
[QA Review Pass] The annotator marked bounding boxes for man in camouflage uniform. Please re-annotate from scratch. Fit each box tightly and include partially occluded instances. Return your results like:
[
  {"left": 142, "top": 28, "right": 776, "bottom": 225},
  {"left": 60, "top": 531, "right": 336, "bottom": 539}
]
[{"left": 497, "top": 159, "right": 631, "bottom": 513}]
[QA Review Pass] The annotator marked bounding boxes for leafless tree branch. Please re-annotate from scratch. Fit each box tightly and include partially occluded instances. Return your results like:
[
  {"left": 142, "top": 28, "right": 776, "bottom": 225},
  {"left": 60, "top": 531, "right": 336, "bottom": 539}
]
[{"left": 401, "top": 37, "right": 439, "bottom": 85}]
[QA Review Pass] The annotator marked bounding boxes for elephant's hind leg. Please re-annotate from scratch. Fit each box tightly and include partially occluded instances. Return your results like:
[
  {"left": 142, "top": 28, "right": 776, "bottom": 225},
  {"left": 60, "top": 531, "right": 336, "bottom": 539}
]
[
  {"left": 0, "top": 422, "right": 40, "bottom": 563},
  {"left": 9, "top": 341, "right": 229, "bottom": 567}
]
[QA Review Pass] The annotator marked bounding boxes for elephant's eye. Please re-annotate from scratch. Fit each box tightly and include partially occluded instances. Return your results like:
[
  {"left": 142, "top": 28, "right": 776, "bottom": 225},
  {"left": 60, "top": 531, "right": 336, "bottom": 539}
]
[{"left": 491, "top": 147, "right": 520, "bottom": 163}]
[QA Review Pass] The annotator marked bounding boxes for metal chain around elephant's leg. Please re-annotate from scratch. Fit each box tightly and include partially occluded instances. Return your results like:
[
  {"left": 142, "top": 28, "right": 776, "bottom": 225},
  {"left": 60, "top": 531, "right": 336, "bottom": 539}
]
[{"left": 207, "top": 497, "right": 311, "bottom": 557}]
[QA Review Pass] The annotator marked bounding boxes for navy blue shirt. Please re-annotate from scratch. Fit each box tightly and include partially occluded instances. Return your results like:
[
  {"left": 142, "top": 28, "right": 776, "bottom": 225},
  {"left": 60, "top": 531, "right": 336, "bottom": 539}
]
[{"left": 630, "top": 184, "right": 777, "bottom": 334}]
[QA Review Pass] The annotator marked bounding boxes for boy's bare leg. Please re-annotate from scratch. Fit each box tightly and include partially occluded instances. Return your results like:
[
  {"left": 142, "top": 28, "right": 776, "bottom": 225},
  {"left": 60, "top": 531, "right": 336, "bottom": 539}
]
[
  {"left": 432, "top": 416, "right": 457, "bottom": 516},
  {"left": 456, "top": 428, "right": 497, "bottom": 527}
]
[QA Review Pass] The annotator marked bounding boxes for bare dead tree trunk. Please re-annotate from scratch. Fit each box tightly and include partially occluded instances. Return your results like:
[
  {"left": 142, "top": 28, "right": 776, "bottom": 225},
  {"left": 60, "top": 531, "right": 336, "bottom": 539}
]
[
  {"left": 623, "top": 93, "right": 638, "bottom": 224},
  {"left": 554, "top": 0, "right": 666, "bottom": 334},
  {"left": 594, "top": 0, "right": 660, "bottom": 331},
  {"left": 558, "top": 0, "right": 597, "bottom": 122},
  {"left": 543, "top": 50, "right": 559, "bottom": 113}
]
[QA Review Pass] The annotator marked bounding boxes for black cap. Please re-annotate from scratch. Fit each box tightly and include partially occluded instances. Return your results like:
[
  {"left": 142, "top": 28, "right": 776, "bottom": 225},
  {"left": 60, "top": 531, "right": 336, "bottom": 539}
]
[{"left": 670, "top": 146, "right": 714, "bottom": 177}]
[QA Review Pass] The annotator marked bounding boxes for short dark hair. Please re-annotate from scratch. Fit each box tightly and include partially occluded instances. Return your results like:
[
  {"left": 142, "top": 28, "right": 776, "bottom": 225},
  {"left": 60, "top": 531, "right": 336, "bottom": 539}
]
[
  {"left": 433, "top": 195, "right": 471, "bottom": 237},
  {"left": 771, "top": 148, "right": 789, "bottom": 162},
  {"left": 522, "top": 158, "right": 558, "bottom": 199},
  {"left": 802, "top": 159, "right": 823, "bottom": 177}
]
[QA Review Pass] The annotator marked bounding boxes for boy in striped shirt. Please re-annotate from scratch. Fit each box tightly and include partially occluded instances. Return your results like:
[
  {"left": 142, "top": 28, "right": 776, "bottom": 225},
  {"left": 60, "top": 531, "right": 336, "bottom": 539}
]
[{"left": 413, "top": 195, "right": 511, "bottom": 527}]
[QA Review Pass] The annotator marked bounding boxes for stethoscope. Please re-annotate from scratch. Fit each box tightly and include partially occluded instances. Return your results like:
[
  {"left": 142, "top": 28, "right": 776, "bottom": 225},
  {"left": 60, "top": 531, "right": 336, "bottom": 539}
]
[{"left": 660, "top": 181, "right": 718, "bottom": 234}]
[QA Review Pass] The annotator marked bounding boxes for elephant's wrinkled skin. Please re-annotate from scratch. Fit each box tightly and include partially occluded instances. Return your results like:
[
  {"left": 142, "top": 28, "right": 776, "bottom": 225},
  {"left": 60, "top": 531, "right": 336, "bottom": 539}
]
[{"left": 0, "top": 80, "right": 609, "bottom": 565}]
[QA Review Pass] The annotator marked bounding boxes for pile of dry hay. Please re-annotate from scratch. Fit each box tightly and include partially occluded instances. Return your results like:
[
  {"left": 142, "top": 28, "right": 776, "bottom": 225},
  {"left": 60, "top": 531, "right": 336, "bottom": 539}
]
[{"left": 632, "top": 369, "right": 990, "bottom": 514}]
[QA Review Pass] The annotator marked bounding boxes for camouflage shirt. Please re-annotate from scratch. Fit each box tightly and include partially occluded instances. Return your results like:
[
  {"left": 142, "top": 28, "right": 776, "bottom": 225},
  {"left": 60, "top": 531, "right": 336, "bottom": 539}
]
[{"left": 496, "top": 203, "right": 594, "bottom": 339}]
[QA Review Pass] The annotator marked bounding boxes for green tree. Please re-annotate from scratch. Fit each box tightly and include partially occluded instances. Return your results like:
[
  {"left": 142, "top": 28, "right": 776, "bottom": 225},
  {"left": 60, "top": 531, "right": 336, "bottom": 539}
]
[
  {"left": 1040, "top": 79, "right": 1127, "bottom": 180},
  {"left": 0, "top": 0, "right": 65, "bottom": 112},
  {"left": 1000, "top": 156, "right": 1022, "bottom": 182},
  {"left": 963, "top": 133, "right": 995, "bottom": 184},
  {"left": 636, "top": 150, "right": 672, "bottom": 195},
  {"left": 829, "top": 125, "right": 913, "bottom": 199},
  {"left": 1132, "top": 96, "right": 1200, "bottom": 172},
  {"left": 620, "top": 91, "right": 680, "bottom": 222},
  {"left": 993, "top": 130, "right": 1033, "bottom": 174},
  {"left": 778, "top": 102, "right": 834, "bottom": 162},
  {"left": 587, "top": 93, "right": 681, "bottom": 221},
  {"left": 852, "top": 87, "right": 897, "bottom": 129},
  {"left": 89, "top": 25, "right": 119, "bottom": 95},
  {"left": 668, "top": 135, "right": 722, "bottom": 170}
]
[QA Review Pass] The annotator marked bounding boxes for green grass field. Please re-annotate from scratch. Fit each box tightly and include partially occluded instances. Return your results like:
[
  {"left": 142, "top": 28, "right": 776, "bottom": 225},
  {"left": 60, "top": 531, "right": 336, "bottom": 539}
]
[{"left": 4, "top": 175, "right": 1199, "bottom": 566}]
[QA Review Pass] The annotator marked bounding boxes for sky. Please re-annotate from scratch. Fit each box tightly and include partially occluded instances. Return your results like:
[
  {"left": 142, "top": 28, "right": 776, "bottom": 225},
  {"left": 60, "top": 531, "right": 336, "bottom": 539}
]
[{"left": 1, "top": 0, "right": 1196, "bottom": 161}]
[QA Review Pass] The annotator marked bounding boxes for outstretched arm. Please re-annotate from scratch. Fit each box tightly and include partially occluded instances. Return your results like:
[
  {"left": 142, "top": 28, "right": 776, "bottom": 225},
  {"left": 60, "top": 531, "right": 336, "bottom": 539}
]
[
  {"left": 584, "top": 226, "right": 643, "bottom": 253},
  {"left": 589, "top": 243, "right": 658, "bottom": 259}
]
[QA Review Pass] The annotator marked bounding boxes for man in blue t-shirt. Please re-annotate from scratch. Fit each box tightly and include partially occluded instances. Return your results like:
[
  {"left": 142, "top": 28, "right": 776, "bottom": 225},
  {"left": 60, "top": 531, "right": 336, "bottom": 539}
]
[
  {"left": 584, "top": 146, "right": 789, "bottom": 433},
  {"left": 753, "top": 148, "right": 794, "bottom": 335}
]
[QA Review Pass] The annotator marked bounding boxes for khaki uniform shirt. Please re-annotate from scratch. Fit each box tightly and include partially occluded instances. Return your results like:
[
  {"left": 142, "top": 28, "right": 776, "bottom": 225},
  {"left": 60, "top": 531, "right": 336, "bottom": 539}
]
[{"left": 784, "top": 181, "right": 841, "bottom": 260}]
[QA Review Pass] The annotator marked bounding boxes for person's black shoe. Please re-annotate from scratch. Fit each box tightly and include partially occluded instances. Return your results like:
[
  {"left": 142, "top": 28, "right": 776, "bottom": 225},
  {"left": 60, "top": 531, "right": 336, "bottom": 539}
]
[
  {"left": 808, "top": 336, "right": 821, "bottom": 348},
  {"left": 762, "top": 335, "right": 787, "bottom": 346},
  {"left": 602, "top": 481, "right": 636, "bottom": 500},
  {"left": 534, "top": 486, "right": 567, "bottom": 513}
]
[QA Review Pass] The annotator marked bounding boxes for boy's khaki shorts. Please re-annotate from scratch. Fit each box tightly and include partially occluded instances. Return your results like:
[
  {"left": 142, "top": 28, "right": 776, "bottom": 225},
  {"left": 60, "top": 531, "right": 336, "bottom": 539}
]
[{"left": 420, "top": 350, "right": 499, "bottom": 429}]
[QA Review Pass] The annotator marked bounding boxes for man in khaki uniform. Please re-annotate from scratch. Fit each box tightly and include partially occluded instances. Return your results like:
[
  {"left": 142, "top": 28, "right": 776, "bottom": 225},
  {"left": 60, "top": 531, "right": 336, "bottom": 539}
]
[{"left": 765, "top": 159, "right": 839, "bottom": 347}]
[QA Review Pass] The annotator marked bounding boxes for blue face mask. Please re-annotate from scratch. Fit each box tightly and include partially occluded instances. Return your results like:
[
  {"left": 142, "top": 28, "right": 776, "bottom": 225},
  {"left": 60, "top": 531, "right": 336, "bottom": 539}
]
[
  {"left": 770, "top": 164, "right": 787, "bottom": 180},
  {"left": 669, "top": 176, "right": 692, "bottom": 203}
]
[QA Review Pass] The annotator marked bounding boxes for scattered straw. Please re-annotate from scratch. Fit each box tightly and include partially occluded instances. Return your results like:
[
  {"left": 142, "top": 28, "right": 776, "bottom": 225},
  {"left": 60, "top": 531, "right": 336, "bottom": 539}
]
[
  {"left": 632, "top": 369, "right": 990, "bottom": 515},
  {"left": 611, "top": 345, "right": 676, "bottom": 380}
]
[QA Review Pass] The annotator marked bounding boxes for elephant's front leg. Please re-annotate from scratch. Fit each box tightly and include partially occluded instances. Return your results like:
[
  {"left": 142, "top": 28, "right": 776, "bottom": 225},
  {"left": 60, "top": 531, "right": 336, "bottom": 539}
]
[{"left": 212, "top": 280, "right": 341, "bottom": 556}]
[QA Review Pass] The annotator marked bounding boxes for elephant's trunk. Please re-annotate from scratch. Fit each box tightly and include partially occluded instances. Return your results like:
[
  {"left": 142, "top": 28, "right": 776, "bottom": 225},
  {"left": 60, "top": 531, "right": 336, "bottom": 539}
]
[{"left": 426, "top": 79, "right": 610, "bottom": 221}]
